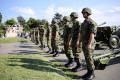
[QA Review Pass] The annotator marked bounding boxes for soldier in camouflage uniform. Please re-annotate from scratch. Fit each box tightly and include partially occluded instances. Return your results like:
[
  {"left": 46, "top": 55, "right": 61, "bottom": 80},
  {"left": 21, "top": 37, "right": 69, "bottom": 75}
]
[
  {"left": 45, "top": 22, "right": 51, "bottom": 52},
  {"left": 70, "top": 12, "right": 83, "bottom": 72},
  {"left": 33, "top": 28, "right": 36, "bottom": 43},
  {"left": 50, "top": 18, "right": 60, "bottom": 57},
  {"left": 80, "top": 8, "right": 97, "bottom": 80},
  {"left": 35, "top": 27, "right": 39, "bottom": 45},
  {"left": 30, "top": 28, "right": 36, "bottom": 43},
  {"left": 38, "top": 25, "right": 45, "bottom": 49},
  {"left": 62, "top": 16, "right": 74, "bottom": 67},
  {"left": 30, "top": 29, "right": 34, "bottom": 43}
]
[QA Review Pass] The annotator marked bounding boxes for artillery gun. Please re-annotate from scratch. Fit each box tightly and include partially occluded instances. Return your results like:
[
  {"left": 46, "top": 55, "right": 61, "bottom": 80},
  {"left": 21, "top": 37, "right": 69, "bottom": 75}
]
[
  {"left": 93, "top": 49, "right": 120, "bottom": 70},
  {"left": 94, "top": 23, "right": 120, "bottom": 69},
  {"left": 95, "top": 22, "right": 120, "bottom": 49}
]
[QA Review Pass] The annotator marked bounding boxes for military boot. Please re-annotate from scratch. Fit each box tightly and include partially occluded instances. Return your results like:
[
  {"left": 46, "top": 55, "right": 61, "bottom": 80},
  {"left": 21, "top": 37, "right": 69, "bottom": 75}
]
[
  {"left": 82, "top": 69, "right": 95, "bottom": 80},
  {"left": 71, "top": 58, "right": 83, "bottom": 72},
  {"left": 49, "top": 50, "right": 55, "bottom": 54},
  {"left": 64, "top": 58, "right": 74, "bottom": 67},
  {"left": 53, "top": 51, "right": 59, "bottom": 57}
]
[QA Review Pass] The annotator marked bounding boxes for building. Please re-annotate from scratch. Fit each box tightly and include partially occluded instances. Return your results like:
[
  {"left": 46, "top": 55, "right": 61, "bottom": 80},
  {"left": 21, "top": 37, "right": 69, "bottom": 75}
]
[{"left": 6, "top": 24, "right": 23, "bottom": 37}]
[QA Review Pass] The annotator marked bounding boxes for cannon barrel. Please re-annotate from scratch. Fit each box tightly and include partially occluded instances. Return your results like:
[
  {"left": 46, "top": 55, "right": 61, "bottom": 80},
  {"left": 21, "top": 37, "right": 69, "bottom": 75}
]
[
  {"left": 94, "top": 49, "right": 120, "bottom": 70},
  {"left": 98, "top": 22, "right": 106, "bottom": 27}
]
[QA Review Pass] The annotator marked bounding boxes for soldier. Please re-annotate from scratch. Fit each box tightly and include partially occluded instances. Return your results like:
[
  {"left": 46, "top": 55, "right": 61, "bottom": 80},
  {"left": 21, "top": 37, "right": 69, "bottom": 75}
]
[
  {"left": 80, "top": 8, "right": 97, "bottom": 80},
  {"left": 50, "top": 18, "right": 60, "bottom": 57},
  {"left": 30, "top": 29, "right": 34, "bottom": 43},
  {"left": 45, "top": 22, "right": 51, "bottom": 52},
  {"left": 35, "top": 27, "right": 39, "bottom": 45},
  {"left": 33, "top": 28, "right": 36, "bottom": 43},
  {"left": 38, "top": 25, "right": 45, "bottom": 49},
  {"left": 70, "top": 12, "right": 82, "bottom": 72},
  {"left": 62, "top": 16, "right": 74, "bottom": 67}
]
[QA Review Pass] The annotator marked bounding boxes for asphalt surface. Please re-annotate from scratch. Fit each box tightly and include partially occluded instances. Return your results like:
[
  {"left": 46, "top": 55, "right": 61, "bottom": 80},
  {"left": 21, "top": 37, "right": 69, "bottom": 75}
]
[{"left": 0, "top": 42, "right": 120, "bottom": 80}]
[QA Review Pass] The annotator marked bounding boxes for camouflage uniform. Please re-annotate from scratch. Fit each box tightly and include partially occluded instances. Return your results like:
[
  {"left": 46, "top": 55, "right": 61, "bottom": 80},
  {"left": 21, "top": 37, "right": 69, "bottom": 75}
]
[
  {"left": 81, "top": 18, "right": 97, "bottom": 70},
  {"left": 30, "top": 29, "right": 34, "bottom": 42},
  {"left": 71, "top": 20, "right": 81, "bottom": 61},
  {"left": 45, "top": 24, "right": 51, "bottom": 52},
  {"left": 50, "top": 19, "right": 60, "bottom": 57},
  {"left": 33, "top": 28, "right": 36, "bottom": 43},
  {"left": 70, "top": 12, "right": 82, "bottom": 72},
  {"left": 38, "top": 25, "right": 45, "bottom": 49},
  {"left": 35, "top": 27, "right": 39, "bottom": 45},
  {"left": 62, "top": 16, "right": 74, "bottom": 67},
  {"left": 31, "top": 28, "right": 36, "bottom": 43},
  {"left": 81, "top": 7, "right": 97, "bottom": 79}
]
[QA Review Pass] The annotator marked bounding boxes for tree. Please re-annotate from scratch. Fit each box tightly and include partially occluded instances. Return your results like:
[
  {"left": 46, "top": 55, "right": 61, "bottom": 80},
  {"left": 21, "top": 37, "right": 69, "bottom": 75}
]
[
  {"left": 17, "top": 16, "right": 25, "bottom": 26},
  {"left": 41, "top": 19, "right": 49, "bottom": 29},
  {"left": 0, "top": 12, "right": 2, "bottom": 24},
  {"left": 27, "top": 18, "right": 38, "bottom": 29},
  {"left": 5, "top": 18, "right": 17, "bottom": 25},
  {"left": 23, "top": 23, "right": 30, "bottom": 32},
  {"left": 0, "top": 23, "right": 6, "bottom": 37}
]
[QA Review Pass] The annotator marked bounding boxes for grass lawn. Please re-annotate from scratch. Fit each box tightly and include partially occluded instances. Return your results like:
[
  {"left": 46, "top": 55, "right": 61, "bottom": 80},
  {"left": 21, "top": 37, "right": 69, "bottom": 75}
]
[
  {"left": 51, "top": 61, "right": 82, "bottom": 80},
  {"left": 0, "top": 37, "right": 30, "bottom": 43},
  {"left": 0, "top": 54, "right": 71, "bottom": 80}
]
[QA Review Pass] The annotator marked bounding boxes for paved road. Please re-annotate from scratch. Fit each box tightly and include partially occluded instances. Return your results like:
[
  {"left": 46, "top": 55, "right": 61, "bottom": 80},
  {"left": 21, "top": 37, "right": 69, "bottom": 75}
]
[{"left": 0, "top": 42, "right": 120, "bottom": 80}]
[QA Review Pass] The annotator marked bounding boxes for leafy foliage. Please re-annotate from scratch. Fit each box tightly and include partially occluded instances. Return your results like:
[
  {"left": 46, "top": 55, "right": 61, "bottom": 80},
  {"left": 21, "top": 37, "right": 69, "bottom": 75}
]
[
  {"left": 0, "top": 12, "right": 2, "bottom": 23},
  {"left": 5, "top": 18, "right": 17, "bottom": 25},
  {"left": 27, "top": 18, "right": 38, "bottom": 29},
  {"left": 17, "top": 16, "right": 26, "bottom": 26}
]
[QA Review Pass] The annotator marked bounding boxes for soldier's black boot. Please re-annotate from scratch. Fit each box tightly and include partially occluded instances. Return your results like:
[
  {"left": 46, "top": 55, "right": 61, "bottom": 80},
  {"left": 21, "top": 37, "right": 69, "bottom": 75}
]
[
  {"left": 49, "top": 50, "right": 55, "bottom": 54},
  {"left": 64, "top": 58, "right": 74, "bottom": 67},
  {"left": 82, "top": 69, "right": 95, "bottom": 80},
  {"left": 71, "top": 58, "right": 83, "bottom": 72},
  {"left": 53, "top": 51, "right": 59, "bottom": 57}
]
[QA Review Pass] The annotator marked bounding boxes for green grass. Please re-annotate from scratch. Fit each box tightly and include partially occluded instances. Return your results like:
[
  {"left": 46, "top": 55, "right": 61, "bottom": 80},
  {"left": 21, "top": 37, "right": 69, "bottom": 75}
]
[
  {"left": 51, "top": 61, "right": 82, "bottom": 80},
  {"left": 0, "top": 37, "right": 30, "bottom": 43},
  {"left": 0, "top": 54, "right": 71, "bottom": 80}
]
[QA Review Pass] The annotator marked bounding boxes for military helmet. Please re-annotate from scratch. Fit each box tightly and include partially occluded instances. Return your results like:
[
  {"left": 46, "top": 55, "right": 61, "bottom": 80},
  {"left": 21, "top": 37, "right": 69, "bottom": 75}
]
[
  {"left": 81, "top": 7, "right": 92, "bottom": 15},
  {"left": 63, "top": 16, "right": 70, "bottom": 21},
  {"left": 70, "top": 12, "right": 78, "bottom": 18}
]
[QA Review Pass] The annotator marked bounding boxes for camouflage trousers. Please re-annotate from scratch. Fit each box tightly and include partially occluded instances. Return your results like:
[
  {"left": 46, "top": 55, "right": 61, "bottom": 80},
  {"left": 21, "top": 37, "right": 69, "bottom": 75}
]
[
  {"left": 35, "top": 37, "right": 39, "bottom": 45},
  {"left": 64, "top": 42, "right": 73, "bottom": 60},
  {"left": 71, "top": 39, "right": 81, "bottom": 61},
  {"left": 31, "top": 35, "right": 34, "bottom": 42},
  {"left": 39, "top": 35, "right": 44, "bottom": 48},
  {"left": 46, "top": 36, "right": 51, "bottom": 50},
  {"left": 51, "top": 39, "right": 59, "bottom": 52},
  {"left": 82, "top": 42, "right": 95, "bottom": 70}
]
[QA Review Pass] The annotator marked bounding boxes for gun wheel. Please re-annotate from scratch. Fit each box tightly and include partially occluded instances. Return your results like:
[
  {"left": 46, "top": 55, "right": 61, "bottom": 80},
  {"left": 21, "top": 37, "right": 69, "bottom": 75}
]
[{"left": 109, "top": 35, "right": 120, "bottom": 49}]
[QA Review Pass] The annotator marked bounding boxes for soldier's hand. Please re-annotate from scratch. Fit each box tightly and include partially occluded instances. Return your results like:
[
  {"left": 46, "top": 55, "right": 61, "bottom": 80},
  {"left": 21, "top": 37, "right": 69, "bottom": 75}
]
[
  {"left": 68, "top": 42, "right": 71, "bottom": 47},
  {"left": 87, "top": 44, "right": 92, "bottom": 49},
  {"left": 76, "top": 41, "right": 80, "bottom": 47}
]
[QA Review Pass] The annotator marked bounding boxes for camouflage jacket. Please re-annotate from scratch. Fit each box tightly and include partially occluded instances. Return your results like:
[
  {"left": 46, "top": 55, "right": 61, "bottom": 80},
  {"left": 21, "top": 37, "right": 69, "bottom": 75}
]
[
  {"left": 71, "top": 20, "right": 81, "bottom": 40},
  {"left": 51, "top": 23, "right": 59, "bottom": 39},
  {"left": 45, "top": 26, "right": 50, "bottom": 37},
  {"left": 63, "top": 23, "right": 72, "bottom": 42},
  {"left": 38, "top": 27, "right": 45, "bottom": 36},
  {"left": 80, "top": 18, "right": 97, "bottom": 44}
]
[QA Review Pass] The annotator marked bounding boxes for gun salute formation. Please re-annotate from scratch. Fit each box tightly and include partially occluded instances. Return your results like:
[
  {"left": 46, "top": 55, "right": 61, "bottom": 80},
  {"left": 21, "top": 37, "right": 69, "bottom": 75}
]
[{"left": 30, "top": 7, "right": 120, "bottom": 80}]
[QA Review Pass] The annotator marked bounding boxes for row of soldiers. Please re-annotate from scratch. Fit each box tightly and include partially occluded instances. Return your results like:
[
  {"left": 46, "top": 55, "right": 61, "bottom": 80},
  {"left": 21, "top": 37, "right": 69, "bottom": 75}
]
[{"left": 30, "top": 7, "right": 97, "bottom": 80}]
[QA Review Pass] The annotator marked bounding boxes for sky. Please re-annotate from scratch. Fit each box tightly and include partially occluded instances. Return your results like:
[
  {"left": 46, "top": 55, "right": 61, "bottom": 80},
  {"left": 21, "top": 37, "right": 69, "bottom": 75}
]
[{"left": 0, "top": 0, "right": 120, "bottom": 26}]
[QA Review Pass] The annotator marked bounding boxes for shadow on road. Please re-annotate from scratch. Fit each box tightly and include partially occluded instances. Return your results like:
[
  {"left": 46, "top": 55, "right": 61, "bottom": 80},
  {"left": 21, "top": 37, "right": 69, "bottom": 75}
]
[
  {"left": 8, "top": 50, "right": 41, "bottom": 55},
  {"left": 108, "top": 57, "right": 120, "bottom": 66},
  {"left": 7, "top": 57, "right": 65, "bottom": 76}
]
